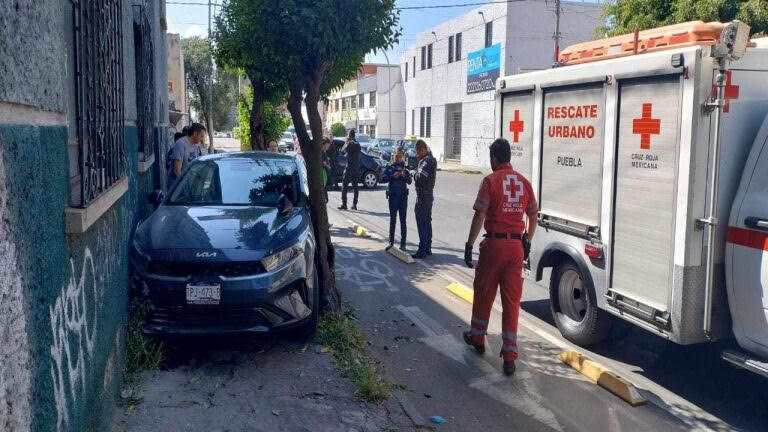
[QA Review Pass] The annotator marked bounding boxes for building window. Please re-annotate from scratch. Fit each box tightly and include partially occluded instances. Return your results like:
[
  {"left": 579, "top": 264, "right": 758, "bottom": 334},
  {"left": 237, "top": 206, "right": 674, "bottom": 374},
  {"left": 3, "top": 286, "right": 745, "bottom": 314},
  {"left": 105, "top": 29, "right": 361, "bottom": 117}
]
[
  {"left": 369, "top": 125, "right": 376, "bottom": 138},
  {"left": 448, "top": 35, "right": 454, "bottom": 63},
  {"left": 351, "top": 96, "right": 357, "bottom": 109},
  {"left": 335, "top": 99, "right": 340, "bottom": 111},
  {"left": 421, "top": 46, "right": 426, "bottom": 70},
  {"left": 485, "top": 22, "right": 493, "bottom": 48},
  {"left": 71, "top": 0, "right": 125, "bottom": 207},
  {"left": 427, "top": 43, "right": 433, "bottom": 69},
  {"left": 419, "top": 107, "right": 425, "bottom": 137},
  {"left": 342, "top": 98, "right": 346, "bottom": 110},
  {"left": 358, "top": 94, "right": 365, "bottom": 108},
  {"left": 412, "top": 56, "right": 416, "bottom": 77},
  {"left": 411, "top": 110, "right": 415, "bottom": 135},
  {"left": 405, "top": 62, "right": 408, "bottom": 82},
  {"left": 369, "top": 91, "right": 376, "bottom": 108},
  {"left": 425, "top": 107, "right": 432, "bottom": 138},
  {"left": 456, "top": 32, "right": 462, "bottom": 60}
]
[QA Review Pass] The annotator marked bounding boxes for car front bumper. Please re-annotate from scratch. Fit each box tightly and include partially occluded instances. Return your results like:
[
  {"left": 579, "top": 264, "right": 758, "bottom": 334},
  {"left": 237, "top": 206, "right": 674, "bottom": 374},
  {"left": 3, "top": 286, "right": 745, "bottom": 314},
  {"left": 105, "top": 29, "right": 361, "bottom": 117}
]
[{"left": 133, "top": 255, "right": 314, "bottom": 335}]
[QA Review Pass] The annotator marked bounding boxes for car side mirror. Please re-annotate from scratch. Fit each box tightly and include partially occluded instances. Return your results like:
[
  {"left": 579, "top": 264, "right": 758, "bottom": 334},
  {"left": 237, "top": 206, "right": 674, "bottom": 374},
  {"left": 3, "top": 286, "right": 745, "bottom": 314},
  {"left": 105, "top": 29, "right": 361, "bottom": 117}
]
[
  {"left": 148, "top": 190, "right": 164, "bottom": 207},
  {"left": 276, "top": 194, "right": 294, "bottom": 215}
]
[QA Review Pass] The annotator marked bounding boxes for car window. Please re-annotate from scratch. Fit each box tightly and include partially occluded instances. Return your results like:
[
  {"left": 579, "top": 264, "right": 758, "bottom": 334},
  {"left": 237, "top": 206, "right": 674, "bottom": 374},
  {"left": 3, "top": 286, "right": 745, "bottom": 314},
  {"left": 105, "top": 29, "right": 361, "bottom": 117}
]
[
  {"left": 169, "top": 158, "right": 298, "bottom": 206},
  {"left": 282, "top": 133, "right": 292, "bottom": 140}
]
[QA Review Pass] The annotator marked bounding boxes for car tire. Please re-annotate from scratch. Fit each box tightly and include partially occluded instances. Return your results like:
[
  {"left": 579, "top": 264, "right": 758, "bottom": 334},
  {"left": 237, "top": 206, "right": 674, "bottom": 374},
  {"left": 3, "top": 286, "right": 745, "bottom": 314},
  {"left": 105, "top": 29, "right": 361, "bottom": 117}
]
[
  {"left": 362, "top": 170, "right": 378, "bottom": 189},
  {"left": 549, "top": 260, "right": 611, "bottom": 346},
  {"left": 295, "top": 259, "right": 320, "bottom": 340}
]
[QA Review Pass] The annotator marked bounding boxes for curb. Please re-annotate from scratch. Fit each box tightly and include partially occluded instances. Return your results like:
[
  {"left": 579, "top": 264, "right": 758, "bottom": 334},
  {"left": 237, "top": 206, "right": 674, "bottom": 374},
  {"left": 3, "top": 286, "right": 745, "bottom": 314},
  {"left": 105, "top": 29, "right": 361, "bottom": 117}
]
[
  {"left": 446, "top": 281, "right": 474, "bottom": 304},
  {"left": 386, "top": 246, "right": 415, "bottom": 264},
  {"left": 557, "top": 350, "right": 647, "bottom": 406}
]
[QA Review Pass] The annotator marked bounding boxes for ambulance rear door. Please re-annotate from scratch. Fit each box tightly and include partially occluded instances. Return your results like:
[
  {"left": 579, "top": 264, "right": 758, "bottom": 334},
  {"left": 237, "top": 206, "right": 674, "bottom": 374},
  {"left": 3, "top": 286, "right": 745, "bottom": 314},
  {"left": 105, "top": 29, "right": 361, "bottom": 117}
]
[
  {"left": 500, "top": 90, "right": 535, "bottom": 179},
  {"left": 539, "top": 83, "right": 606, "bottom": 235},
  {"left": 611, "top": 75, "right": 682, "bottom": 316}
]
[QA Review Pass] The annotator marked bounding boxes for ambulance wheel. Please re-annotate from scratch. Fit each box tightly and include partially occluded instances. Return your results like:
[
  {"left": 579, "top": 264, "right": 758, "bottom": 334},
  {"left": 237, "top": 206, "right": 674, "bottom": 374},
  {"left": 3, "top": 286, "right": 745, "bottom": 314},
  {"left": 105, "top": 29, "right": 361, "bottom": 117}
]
[{"left": 550, "top": 261, "right": 611, "bottom": 346}]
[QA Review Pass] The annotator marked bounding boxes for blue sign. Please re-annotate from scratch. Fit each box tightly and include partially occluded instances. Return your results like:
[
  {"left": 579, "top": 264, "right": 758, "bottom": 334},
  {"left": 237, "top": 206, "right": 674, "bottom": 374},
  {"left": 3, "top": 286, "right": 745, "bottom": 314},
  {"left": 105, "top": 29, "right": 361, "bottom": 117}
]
[{"left": 467, "top": 43, "right": 501, "bottom": 94}]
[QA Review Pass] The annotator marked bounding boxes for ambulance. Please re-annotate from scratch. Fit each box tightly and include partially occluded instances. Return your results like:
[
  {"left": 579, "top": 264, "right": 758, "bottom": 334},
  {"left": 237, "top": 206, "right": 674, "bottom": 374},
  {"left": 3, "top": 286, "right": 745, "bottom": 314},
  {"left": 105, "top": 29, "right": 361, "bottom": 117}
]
[{"left": 494, "top": 21, "right": 768, "bottom": 376}]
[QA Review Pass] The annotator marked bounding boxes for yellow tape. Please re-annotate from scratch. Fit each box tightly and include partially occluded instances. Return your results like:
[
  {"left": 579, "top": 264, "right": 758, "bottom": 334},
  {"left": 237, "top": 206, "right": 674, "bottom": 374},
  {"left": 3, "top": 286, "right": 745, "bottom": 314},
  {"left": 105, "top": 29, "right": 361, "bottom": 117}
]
[
  {"left": 557, "top": 350, "right": 646, "bottom": 406},
  {"left": 446, "top": 282, "right": 474, "bottom": 305}
]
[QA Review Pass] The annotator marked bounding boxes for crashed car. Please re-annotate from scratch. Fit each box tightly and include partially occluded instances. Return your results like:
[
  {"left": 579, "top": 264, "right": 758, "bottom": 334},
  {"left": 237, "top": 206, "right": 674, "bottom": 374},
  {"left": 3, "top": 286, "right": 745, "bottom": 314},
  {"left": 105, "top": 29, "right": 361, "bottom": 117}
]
[{"left": 131, "top": 152, "right": 319, "bottom": 337}]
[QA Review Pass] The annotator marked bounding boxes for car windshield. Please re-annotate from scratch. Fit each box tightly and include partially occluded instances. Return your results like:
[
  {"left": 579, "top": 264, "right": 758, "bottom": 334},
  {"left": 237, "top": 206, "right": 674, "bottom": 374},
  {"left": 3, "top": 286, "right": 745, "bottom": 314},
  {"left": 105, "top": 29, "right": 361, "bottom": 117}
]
[
  {"left": 401, "top": 139, "right": 417, "bottom": 151},
  {"left": 357, "top": 134, "right": 370, "bottom": 142},
  {"left": 378, "top": 139, "right": 395, "bottom": 149},
  {"left": 282, "top": 132, "right": 292, "bottom": 140},
  {"left": 168, "top": 157, "right": 298, "bottom": 206}
]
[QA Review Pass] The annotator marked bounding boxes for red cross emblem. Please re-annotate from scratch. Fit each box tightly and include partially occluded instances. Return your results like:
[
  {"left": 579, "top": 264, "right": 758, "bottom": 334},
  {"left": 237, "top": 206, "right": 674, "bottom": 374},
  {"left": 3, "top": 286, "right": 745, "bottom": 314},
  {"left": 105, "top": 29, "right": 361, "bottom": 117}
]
[
  {"left": 712, "top": 70, "right": 740, "bottom": 113},
  {"left": 503, "top": 174, "right": 524, "bottom": 204},
  {"left": 632, "top": 103, "right": 661, "bottom": 150},
  {"left": 508, "top": 110, "right": 524, "bottom": 143}
]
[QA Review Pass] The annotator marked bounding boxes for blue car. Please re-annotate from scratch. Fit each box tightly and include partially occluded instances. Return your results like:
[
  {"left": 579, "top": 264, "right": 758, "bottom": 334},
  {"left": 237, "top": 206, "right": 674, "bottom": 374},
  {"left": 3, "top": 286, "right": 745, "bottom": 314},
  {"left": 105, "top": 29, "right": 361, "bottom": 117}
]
[{"left": 131, "top": 152, "right": 319, "bottom": 337}]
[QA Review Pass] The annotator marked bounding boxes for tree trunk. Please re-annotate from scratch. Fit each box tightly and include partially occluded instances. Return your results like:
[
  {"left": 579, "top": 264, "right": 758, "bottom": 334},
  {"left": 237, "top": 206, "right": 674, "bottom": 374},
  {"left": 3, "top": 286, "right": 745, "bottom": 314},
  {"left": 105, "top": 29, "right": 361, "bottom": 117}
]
[
  {"left": 248, "top": 77, "right": 266, "bottom": 150},
  {"left": 286, "top": 84, "right": 341, "bottom": 313},
  {"left": 205, "top": 115, "right": 215, "bottom": 154}
]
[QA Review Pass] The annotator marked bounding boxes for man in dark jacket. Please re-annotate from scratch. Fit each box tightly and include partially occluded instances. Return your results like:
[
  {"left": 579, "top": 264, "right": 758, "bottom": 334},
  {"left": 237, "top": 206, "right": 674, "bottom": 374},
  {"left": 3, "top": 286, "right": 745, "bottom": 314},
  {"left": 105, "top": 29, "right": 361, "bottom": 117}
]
[
  {"left": 387, "top": 148, "right": 412, "bottom": 250},
  {"left": 412, "top": 139, "right": 437, "bottom": 259},
  {"left": 339, "top": 130, "right": 361, "bottom": 210}
]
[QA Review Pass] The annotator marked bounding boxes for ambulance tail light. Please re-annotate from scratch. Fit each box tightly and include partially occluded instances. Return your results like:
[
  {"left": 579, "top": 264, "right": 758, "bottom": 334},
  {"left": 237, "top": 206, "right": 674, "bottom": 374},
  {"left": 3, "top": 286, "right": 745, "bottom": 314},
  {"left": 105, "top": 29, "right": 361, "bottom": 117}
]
[{"left": 585, "top": 243, "right": 603, "bottom": 259}]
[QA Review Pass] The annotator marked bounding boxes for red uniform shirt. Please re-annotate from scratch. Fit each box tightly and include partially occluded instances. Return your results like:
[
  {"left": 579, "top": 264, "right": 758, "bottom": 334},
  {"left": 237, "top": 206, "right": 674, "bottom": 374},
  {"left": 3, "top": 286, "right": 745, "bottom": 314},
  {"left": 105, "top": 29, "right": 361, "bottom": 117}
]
[{"left": 473, "top": 163, "right": 538, "bottom": 234}]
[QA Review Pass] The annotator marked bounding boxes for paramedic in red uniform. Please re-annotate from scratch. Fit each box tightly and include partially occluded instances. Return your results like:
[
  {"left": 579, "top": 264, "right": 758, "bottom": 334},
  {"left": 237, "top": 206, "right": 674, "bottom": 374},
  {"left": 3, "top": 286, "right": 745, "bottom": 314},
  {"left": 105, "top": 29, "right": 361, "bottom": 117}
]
[{"left": 462, "top": 138, "right": 538, "bottom": 376}]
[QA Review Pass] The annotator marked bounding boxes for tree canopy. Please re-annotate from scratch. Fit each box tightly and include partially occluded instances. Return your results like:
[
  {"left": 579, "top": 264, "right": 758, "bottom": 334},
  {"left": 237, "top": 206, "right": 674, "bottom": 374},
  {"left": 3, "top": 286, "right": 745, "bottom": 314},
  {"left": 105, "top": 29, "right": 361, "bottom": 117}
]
[{"left": 599, "top": 0, "right": 768, "bottom": 36}]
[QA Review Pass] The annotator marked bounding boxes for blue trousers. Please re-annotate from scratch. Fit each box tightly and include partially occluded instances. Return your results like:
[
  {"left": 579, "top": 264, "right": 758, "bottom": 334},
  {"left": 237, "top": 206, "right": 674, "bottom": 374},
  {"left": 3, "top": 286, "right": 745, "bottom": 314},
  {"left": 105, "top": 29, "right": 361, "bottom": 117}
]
[
  {"left": 388, "top": 194, "right": 407, "bottom": 246},
  {"left": 415, "top": 195, "right": 433, "bottom": 253}
]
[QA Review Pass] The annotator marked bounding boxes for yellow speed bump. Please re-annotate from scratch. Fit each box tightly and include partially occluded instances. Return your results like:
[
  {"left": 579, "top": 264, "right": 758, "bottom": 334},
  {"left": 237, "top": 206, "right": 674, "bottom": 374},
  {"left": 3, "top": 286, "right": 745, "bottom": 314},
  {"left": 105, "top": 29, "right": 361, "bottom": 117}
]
[
  {"left": 350, "top": 223, "right": 370, "bottom": 238},
  {"left": 446, "top": 282, "right": 474, "bottom": 304},
  {"left": 557, "top": 350, "right": 646, "bottom": 406}
]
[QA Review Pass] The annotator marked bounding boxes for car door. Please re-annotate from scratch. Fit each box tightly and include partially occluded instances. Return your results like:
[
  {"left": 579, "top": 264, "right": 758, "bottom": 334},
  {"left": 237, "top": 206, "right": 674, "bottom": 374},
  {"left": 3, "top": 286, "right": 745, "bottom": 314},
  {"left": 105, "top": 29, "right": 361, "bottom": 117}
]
[{"left": 728, "top": 117, "right": 768, "bottom": 356}]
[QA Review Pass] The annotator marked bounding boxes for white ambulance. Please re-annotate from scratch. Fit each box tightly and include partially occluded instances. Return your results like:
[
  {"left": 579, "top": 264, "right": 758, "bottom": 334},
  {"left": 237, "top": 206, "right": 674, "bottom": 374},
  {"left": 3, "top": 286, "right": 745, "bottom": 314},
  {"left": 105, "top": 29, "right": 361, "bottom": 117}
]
[{"left": 494, "top": 21, "right": 768, "bottom": 376}]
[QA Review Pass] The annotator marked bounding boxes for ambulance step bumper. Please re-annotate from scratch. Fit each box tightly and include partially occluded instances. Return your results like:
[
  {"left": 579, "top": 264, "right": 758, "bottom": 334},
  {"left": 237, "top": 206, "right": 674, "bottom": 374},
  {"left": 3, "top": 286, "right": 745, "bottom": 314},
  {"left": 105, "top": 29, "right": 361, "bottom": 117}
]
[{"left": 722, "top": 350, "right": 768, "bottom": 378}]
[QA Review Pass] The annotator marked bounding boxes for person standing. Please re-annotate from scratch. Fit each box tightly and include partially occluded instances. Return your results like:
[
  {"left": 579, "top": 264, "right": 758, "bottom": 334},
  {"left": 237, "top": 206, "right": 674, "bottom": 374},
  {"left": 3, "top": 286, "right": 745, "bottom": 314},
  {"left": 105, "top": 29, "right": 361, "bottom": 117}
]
[
  {"left": 168, "top": 123, "right": 207, "bottom": 188},
  {"left": 411, "top": 140, "right": 437, "bottom": 259},
  {"left": 338, "top": 130, "right": 361, "bottom": 211},
  {"left": 462, "top": 138, "right": 538, "bottom": 377},
  {"left": 386, "top": 148, "right": 412, "bottom": 250}
]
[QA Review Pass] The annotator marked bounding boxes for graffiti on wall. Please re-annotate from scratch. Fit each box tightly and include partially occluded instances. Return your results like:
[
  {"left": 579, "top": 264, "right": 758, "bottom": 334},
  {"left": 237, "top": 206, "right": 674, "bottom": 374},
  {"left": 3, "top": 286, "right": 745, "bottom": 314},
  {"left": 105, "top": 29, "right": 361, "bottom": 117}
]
[
  {"left": 49, "top": 206, "right": 132, "bottom": 431},
  {"left": 0, "top": 139, "right": 33, "bottom": 432}
]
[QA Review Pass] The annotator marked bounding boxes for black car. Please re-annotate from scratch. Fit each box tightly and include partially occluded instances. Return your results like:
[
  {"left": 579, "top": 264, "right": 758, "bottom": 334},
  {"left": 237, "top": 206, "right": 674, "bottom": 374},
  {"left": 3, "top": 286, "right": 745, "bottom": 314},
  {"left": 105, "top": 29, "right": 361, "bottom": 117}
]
[
  {"left": 329, "top": 139, "right": 388, "bottom": 188},
  {"left": 367, "top": 138, "right": 397, "bottom": 162},
  {"left": 397, "top": 138, "right": 420, "bottom": 170},
  {"left": 131, "top": 152, "right": 319, "bottom": 337}
]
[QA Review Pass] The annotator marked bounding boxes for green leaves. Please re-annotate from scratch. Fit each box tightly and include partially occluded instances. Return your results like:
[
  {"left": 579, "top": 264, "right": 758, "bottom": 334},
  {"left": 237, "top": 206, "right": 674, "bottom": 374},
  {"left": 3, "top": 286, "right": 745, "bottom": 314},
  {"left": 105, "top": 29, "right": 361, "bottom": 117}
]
[
  {"left": 181, "top": 37, "right": 237, "bottom": 130},
  {"left": 600, "top": 0, "right": 768, "bottom": 36}
]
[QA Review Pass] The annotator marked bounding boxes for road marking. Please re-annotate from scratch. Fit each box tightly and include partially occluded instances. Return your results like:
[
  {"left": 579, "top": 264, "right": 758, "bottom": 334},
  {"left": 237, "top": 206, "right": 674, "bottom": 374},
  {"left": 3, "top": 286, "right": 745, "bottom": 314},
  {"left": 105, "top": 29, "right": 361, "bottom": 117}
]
[
  {"left": 558, "top": 350, "right": 647, "bottom": 406},
  {"left": 395, "top": 305, "right": 447, "bottom": 337},
  {"left": 447, "top": 281, "right": 474, "bottom": 304}
]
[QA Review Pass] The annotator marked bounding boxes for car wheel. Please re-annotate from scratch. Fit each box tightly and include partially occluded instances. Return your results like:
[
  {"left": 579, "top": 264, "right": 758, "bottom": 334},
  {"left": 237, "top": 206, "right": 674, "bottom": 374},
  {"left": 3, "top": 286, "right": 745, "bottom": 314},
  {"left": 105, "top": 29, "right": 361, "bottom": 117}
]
[
  {"left": 295, "top": 259, "right": 320, "bottom": 340},
  {"left": 362, "top": 170, "right": 378, "bottom": 189},
  {"left": 550, "top": 261, "right": 611, "bottom": 346}
]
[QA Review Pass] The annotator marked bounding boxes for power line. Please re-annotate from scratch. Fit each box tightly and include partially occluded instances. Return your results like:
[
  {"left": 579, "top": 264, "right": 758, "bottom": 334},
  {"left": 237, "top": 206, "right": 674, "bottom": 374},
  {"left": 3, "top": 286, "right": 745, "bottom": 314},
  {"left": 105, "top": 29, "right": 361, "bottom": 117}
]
[{"left": 397, "top": 0, "right": 524, "bottom": 10}]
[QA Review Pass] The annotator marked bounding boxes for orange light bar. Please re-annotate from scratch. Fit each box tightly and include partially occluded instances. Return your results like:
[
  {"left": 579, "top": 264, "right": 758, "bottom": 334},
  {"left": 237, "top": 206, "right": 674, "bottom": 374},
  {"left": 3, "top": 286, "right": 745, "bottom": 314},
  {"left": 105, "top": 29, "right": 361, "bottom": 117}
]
[{"left": 559, "top": 21, "right": 730, "bottom": 66}]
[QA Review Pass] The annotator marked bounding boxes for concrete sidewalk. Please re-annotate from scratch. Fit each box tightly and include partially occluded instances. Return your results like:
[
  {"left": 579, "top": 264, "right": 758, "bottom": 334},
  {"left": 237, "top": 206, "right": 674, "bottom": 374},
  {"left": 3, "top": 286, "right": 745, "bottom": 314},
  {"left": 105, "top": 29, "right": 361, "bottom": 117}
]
[{"left": 436, "top": 160, "right": 490, "bottom": 175}]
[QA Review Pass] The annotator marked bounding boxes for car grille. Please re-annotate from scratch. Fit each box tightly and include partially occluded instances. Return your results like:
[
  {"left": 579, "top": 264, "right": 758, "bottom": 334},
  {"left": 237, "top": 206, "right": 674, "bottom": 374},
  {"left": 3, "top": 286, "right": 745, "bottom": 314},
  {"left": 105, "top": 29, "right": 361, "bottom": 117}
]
[
  {"left": 149, "top": 305, "right": 272, "bottom": 327},
  {"left": 148, "top": 260, "right": 266, "bottom": 277}
]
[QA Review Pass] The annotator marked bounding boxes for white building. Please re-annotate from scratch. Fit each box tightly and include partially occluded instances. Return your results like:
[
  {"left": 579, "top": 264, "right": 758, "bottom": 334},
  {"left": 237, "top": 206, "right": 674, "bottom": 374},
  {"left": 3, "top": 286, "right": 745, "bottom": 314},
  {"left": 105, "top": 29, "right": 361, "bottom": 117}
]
[
  {"left": 401, "top": 0, "right": 602, "bottom": 166},
  {"left": 324, "top": 64, "right": 405, "bottom": 138}
]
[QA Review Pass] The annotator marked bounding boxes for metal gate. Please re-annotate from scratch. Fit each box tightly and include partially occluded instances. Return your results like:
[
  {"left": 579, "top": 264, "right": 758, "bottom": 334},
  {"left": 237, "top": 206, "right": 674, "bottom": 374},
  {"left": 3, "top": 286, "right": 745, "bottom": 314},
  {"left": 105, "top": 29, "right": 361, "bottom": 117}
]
[
  {"left": 71, "top": 0, "right": 125, "bottom": 207},
  {"left": 445, "top": 104, "right": 462, "bottom": 160},
  {"left": 134, "top": 3, "right": 155, "bottom": 160}
]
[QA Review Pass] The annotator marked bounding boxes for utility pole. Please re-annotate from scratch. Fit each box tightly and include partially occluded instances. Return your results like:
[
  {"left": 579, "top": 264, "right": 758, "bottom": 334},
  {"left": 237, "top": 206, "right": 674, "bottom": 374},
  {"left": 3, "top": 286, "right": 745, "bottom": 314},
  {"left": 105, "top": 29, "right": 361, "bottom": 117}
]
[
  {"left": 553, "top": 0, "right": 561, "bottom": 64},
  {"left": 207, "top": 0, "right": 214, "bottom": 152}
]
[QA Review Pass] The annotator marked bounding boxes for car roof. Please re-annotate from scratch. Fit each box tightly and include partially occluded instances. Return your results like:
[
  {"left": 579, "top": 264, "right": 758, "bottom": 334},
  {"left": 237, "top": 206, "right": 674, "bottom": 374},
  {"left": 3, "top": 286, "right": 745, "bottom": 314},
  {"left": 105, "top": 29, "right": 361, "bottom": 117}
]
[{"left": 198, "top": 151, "right": 297, "bottom": 162}]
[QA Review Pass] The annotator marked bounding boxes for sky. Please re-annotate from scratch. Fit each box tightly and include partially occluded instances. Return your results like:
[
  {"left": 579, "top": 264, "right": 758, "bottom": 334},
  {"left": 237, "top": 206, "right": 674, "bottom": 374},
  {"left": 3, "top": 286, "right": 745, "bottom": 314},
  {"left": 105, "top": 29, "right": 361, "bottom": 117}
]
[{"left": 165, "top": 0, "right": 604, "bottom": 65}]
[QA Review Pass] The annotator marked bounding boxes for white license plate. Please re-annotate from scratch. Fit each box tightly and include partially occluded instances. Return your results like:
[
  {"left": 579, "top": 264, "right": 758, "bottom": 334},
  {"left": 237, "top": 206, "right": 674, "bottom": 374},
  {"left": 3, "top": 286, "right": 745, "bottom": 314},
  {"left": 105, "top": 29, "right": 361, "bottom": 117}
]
[{"left": 186, "top": 284, "right": 221, "bottom": 305}]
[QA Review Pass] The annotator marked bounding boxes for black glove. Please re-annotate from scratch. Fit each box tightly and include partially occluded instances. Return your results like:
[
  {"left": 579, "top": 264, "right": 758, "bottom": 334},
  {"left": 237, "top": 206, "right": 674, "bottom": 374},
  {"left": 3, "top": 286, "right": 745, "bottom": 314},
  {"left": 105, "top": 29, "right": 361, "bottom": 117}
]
[
  {"left": 464, "top": 243, "right": 474, "bottom": 268},
  {"left": 522, "top": 233, "right": 531, "bottom": 261}
]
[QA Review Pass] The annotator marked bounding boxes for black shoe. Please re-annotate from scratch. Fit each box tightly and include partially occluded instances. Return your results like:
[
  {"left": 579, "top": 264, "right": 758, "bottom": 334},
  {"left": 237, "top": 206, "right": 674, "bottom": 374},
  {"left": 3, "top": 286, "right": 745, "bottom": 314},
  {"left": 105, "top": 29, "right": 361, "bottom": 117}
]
[
  {"left": 411, "top": 251, "right": 427, "bottom": 259},
  {"left": 338, "top": 205, "right": 347, "bottom": 210},
  {"left": 400, "top": 242, "right": 407, "bottom": 251},
  {"left": 425, "top": 249, "right": 432, "bottom": 256},
  {"left": 386, "top": 244, "right": 393, "bottom": 251},
  {"left": 462, "top": 331, "right": 485, "bottom": 355},
  {"left": 351, "top": 205, "right": 358, "bottom": 211},
  {"left": 503, "top": 361, "right": 516, "bottom": 377}
]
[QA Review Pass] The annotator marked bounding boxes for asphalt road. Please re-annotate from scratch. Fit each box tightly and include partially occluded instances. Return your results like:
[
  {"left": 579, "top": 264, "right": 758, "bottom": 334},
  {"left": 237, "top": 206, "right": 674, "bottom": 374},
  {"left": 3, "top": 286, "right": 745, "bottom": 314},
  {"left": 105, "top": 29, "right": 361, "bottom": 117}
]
[{"left": 327, "top": 170, "right": 768, "bottom": 432}]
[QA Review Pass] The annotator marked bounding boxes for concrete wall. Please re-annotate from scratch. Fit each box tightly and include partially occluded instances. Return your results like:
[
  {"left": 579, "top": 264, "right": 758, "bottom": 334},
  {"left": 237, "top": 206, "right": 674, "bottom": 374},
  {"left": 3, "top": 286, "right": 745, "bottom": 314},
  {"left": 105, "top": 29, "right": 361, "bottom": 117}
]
[
  {"left": 401, "top": 0, "right": 600, "bottom": 166},
  {"left": 0, "top": 1, "right": 167, "bottom": 430},
  {"left": 376, "top": 65, "right": 406, "bottom": 139}
]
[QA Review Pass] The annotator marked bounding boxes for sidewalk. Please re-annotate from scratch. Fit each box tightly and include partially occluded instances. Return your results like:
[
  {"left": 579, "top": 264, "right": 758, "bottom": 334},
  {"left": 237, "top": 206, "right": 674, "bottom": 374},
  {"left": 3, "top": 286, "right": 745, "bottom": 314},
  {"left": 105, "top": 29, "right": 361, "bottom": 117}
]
[{"left": 436, "top": 160, "right": 491, "bottom": 175}]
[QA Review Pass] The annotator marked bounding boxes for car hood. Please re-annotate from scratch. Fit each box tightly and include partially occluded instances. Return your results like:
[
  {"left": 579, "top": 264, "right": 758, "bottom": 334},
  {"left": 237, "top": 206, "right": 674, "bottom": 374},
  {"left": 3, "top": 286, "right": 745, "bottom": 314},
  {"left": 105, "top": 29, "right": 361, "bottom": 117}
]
[{"left": 135, "top": 205, "right": 308, "bottom": 253}]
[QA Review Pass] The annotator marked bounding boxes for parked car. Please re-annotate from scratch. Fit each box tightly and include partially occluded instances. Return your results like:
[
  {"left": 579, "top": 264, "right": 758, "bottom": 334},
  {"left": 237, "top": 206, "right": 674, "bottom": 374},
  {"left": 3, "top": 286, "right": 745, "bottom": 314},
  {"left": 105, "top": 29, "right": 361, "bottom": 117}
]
[
  {"left": 278, "top": 132, "right": 294, "bottom": 152},
  {"left": 397, "top": 137, "right": 421, "bottom": 170},
  {"left": 356, "top": 133, "right": 372, "bottom": 149},
  {"left": 131, "top": 152, "right": 319, "bottom": 337},
  {"left": 367, "top": 138, "right": 397, "bottom": 162},
  {"left": 329, "top": 138, "right": 387, "bottom": 188}
]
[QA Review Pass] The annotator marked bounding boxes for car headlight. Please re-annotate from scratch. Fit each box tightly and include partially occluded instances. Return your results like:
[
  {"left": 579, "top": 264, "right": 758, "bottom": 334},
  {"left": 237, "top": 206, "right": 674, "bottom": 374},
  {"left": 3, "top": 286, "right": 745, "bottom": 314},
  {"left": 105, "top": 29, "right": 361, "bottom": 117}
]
[{"left": 261, "top": 243, "right": 304, "bottom": 272}]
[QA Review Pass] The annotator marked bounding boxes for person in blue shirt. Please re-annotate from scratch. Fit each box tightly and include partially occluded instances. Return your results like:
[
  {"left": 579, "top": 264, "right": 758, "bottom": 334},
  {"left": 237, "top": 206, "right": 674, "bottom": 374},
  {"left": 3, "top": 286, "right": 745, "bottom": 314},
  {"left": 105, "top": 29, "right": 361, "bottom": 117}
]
[{"left": 387, "top": 147, "right": 412, "bottom": 250}]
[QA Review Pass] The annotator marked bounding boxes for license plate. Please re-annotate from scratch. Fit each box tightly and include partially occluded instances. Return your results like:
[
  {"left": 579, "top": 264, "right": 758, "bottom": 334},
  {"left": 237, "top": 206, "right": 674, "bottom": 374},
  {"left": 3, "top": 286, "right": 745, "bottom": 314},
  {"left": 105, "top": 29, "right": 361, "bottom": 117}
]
[{"left": 186, "top": 284, "right": 221, "bottom": 305}]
